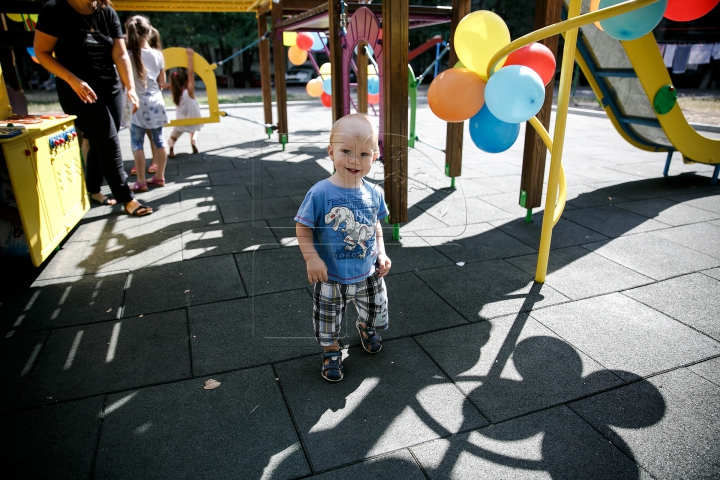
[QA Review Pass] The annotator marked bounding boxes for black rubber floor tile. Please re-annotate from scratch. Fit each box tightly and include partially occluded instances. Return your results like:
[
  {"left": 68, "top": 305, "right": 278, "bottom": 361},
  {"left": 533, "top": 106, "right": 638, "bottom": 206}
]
[
  {"left": 188, "top": 290, "right": 316, "bottom": 376},
  {"left": 17, "top": 310, "right": 191, "bottom": 408},
  {"left": 275, "top": 338, "right": 488, "bottom": 472},
  {"left": 570, "top": 368, "right": 720, "bottom": 480},
  {"left": 310, "top": 449, "right": 425, "bottom": 479},
  {"left": 530, "top": 293, "right": 720, "bottom": 380},
  {"left": 94, "top": 366, "right": 310, "bottom": 479},
  {"left": 0, "top": 330, "right": 49, "bottom": 412},
  {"left": 416, "top": 260, "right": 569, "bottom": 321},
  {"left": 182, "top": 220, "right": 279, "bottom": 258},
  {"left": 0, "top": 272, "right": 127, "bottom": 333},
  {"left": 624, "top": 273, "right": 720, "bottom": 341},
  {"left": 0, "top": 396, "right": 104, "bottom": 479},
  {"left": 411, "top": 406, "right": 644, "bottom": 479},
  {"left": 123, "top": 255, "right": 245, "bottom": 317},
  {"left": 234, "top": 248, "right": 309, "bottom": 295},
  {"left": 416, "top": 315, "right": 622, "bottom": 422}
]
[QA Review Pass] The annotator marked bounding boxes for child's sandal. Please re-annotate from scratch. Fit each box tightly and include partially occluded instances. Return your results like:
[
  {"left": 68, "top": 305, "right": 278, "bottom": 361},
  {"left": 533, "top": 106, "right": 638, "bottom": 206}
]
[
  {"left": 321, "top": 350, "right": 344, "bottom": 382},
  {"left": 147, "top": 176, "right": 165, "bottom": 187},
  {"left": 130, "top": 166, "right": 137, "bottom": 176},
  {"left": 147, "top": 163, "right": 158, "bottom": 173},
  {"left": 356, "top": 322, "right": 383, "bottom": 353},
  {"left": 130, "top": 181, "right": 148, "bottom": 193}
]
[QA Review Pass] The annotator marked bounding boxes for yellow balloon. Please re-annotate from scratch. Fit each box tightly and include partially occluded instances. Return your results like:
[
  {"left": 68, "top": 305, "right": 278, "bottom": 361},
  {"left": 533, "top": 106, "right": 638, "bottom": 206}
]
[
  {"left": 367, "top": 64, "right": 378, "bottom": 76},
  {"left": 6, "top": 14, "right": 23, "bottom": 22},
  {"left": 288, "top": 45, "right": 308, "bottom": 66},
  {"left": 319, "top": 62, "right": 332, "bottom": 78},
  {"left": 454, "top": 11, "right": 510, "bottom": 78},
  {"left": 30, "top": 14, "right": 38, "bottom": 22},
  {"left": 283, "top": 32, "right": 297, "bottom": 47},
  {"left": 590, "top": 0, "right": 604, "bottom": 31},
  {"left": 306, "top": 78, "right": 324, "bottom": 97}
]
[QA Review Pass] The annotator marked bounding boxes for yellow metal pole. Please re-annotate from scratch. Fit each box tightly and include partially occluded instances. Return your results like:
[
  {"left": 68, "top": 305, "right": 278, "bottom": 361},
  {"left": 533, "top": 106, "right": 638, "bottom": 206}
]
[{"left": 535, "top": 0, "right": 582, "bottom": 283}]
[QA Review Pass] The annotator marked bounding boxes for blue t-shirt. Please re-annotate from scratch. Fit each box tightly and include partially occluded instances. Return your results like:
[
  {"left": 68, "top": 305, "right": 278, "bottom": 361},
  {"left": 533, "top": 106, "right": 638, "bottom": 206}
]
[{"left": 295, "top": 179, "right": 388, "bottom": 284}]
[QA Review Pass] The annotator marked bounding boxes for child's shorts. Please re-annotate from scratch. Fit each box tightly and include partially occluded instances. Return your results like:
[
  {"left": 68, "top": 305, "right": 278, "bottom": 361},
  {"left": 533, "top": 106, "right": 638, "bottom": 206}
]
[
  {"left": 312, "top": 272, "right": 389, "bottom": 346},
  {"left": 130, "top": 124, "right": 166, "bottom": 151}
]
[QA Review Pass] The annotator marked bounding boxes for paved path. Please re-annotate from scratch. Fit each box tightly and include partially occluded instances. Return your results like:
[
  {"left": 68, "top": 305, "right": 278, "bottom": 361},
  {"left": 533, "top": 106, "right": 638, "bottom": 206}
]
[{"left": 2, "top": 101, "right": 720, "bottom": 479}]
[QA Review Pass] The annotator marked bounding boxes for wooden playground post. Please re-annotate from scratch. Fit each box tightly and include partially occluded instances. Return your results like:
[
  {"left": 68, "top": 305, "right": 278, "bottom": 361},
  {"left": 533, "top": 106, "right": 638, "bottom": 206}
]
[
  {"left": 520, "top": 0, "right": 562, "bottom": 217},
  {"left": 257, "top": 5, "right": 273, "bottom": 136},
  {"left": 357, "top": 41, "right": 368, "bottom": 114},
  {"left": 382, "top": 0, "right": 409, "bottom": 225},
  {"left": 329, "top": 0, "right": 345, "bottom": 122},
  {"left": 444, "top": 0, "right": 471, "bottom": 180},
  {"left": 272, "top": 0, "right": 289, "bottom": 145}
]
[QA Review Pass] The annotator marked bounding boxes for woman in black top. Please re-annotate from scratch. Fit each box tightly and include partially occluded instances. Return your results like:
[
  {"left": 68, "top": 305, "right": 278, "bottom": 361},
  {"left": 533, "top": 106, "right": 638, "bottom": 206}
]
[{"left": 34, "top": 0, "right": 152, "bottom": 216}]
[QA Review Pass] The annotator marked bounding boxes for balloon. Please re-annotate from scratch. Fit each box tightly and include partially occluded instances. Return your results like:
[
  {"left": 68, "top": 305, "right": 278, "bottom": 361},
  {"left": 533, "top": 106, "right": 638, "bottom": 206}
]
[
  {"left": 283, "top": 32, "right": 297, "bottom": 47},
  {"left": 310, "top": 32, "right": 327, "bottom": 52},
  {"left": 469, "top": 105, "right": 520, "bottom": 153},
  {"left": 5, "top": 14, "right": 23, "bottom": 22},
  {"left": 454, "top": 61, "right": 465, "bottom": 68},
  {"left": 306, "top": 78, "right": 324, "bottom": 97},
  {"left": 367, "top": 64, "right": 378, "bottom": 76},
  {"left": 485, "top": 65, "right": 545, "bottom": 123},
  {"left": 296, "top": 32, "right": 314, "bottom": 51},
  {"left": 427, "top": 68, "right": 486, "bottom": 123},
  {"left": 504, "top": 43, "right": 556, "bottom": 86},
  {"left": 590, "top": 0, "right": 604, "bottom": 31},
  {"left": 598, "top": 0, "right": 668, "bottom": 41},
  {"left": 664, "top": 0, "right": 719, "bottom": 21},
  {"left": 319, "top": 62, "right": 332, "bottom": 78},
  {"left": 368, "top": 93, "right": 380, "bottom": 105},
  {"left": 321, "top": 92, "right": 332, "bottom": 107},
  {"left": 288, "top": 45, "right": 308, "bottom": 66},
  {"left": 367, "top": 75, "right": 380, "bottom": 94},
  {"left": 454, "top": 11, "right": 510, "bottom": 78},
  {"left": 323, "top": 77, "right": 333, "bottom": 95}
]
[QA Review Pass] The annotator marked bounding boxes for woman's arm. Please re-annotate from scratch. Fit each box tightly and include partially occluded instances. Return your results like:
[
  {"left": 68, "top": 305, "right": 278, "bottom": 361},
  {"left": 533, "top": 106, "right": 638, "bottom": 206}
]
[
  {"left": 186, "top": 48, "right": 195, "bottom": 99},
  {"left": 112, "top": 37, "right": 138, "bottom": 113},
  {"left": 33, "top": 30, "right": 97, "bottom": 103}
]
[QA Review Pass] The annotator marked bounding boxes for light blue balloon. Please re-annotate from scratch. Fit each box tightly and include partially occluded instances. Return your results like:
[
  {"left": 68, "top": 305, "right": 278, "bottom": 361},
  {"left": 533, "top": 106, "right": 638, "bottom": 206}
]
[
  {"left": 310, "top": 32, "right": 327, "bottom": 52},
  {"left": 367, "top": 75, "right": 380, "bottom": 94},
  {"left": 485, "top": 65, "right": 545, "bottom": 124},
  {"left": 469, "top": 105, "right": 520, "bottom": 154},
  {"left": 323, "top": 77, "right": 333, "bottom": 95},
  {"left": 599, "top": 0, "right": 668, "bottom": 41}
]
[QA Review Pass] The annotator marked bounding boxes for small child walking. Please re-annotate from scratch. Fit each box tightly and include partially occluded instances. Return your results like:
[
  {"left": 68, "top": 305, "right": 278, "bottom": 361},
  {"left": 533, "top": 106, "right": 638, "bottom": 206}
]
[
  {"left": 295, "top": 114, "right": 391, "bottom": 382},
  {"left": 168, "top": 48, "right": 202, "bottom": 158},
  {"left": 125, "top": 15, "right": 168, "bottom": 192}
]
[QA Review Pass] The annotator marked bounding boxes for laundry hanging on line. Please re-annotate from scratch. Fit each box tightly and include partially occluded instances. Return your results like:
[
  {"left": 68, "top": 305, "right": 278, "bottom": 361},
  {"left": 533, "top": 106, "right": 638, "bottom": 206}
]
[{"left": 688, "top": 44, "right": 713, "bottom": 65}]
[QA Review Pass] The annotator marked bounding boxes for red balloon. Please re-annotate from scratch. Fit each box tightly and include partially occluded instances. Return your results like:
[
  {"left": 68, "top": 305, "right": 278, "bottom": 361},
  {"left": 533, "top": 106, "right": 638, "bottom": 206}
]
[
  {"left": 321, "top": 92, "right": 332, "bottom": 107},
  {"left": 664, "top": 0, "right": 719, "bottom": 21},
  {"left": 296, "top": 32, "right": 314, "bottom": 51},
  {"left": 504, "top": 43, "right": 556, "bottom": 86},
  {"left": 368, "top": 92, "right": 380, "bottom": 105}
]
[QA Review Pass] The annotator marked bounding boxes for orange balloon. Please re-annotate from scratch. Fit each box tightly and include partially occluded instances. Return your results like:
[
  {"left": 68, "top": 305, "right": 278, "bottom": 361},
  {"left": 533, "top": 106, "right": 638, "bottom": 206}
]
[
  {"left": 368, "top": 93, "right": 379, "bottom": 105},
  {"left": 288, "top": 45, "right": 308, "bottom": 66},
  {"left": 428, "top": 68, "right": 486, "bottom": 123},
  {"left": 306, "top": 77, "right": 324, "bottom": 97}
]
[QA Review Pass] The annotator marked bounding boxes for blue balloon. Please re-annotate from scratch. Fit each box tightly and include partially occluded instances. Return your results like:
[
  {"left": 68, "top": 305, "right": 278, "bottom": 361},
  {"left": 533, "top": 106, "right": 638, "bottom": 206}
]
[
  {"left": 598, "top": 0, "right": 668, "bottom": 41},
  {"left": 367, "top": 75, "right": 380, "bottom": 94},
  {"left": 485, "top": 65, "right": 545, "bottom": 124},
  {"left": 310, "top": 32, "right": 327, "bottom": 52},
  {"left": 323, "top": 77, "right": 333, "bottom": 95},
  {"left": 469, "top": 105, "right": 520, "bottom": 154}
]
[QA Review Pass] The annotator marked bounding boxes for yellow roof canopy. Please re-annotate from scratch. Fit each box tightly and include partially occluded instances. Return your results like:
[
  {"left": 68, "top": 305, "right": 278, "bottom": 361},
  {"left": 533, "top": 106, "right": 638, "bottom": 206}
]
[{"left": 111, "top": 0, "right": 270, "bottom": 13}]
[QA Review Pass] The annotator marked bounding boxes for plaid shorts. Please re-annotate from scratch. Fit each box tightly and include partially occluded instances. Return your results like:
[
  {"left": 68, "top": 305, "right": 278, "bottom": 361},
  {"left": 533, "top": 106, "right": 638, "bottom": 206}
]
[{"left": 312, "top": 272, "right": 389, "bottom": 346}]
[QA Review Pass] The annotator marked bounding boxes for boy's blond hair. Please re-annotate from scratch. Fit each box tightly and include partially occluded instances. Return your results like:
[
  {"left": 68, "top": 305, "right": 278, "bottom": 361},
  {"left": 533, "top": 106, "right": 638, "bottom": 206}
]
[{"left": 329, "top": 113, "right": 379, "bottom": 152}]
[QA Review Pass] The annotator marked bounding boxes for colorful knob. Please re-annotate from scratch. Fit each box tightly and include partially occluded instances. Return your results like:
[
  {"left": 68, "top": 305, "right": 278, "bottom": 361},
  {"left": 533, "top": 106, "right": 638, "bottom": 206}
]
[
  {"left": 25, "top": 149, "right": 31, "bottom": 156},
  {"left": 32, "top": 146, "right": 38, "bottom": 152}
]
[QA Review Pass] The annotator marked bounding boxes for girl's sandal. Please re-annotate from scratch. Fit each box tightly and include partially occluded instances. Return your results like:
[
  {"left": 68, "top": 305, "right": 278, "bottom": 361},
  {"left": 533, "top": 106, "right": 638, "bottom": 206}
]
[
  {"left": 191, "top": 144, "right": 199, "bottom": 154},
  {"left": 168, "top": 147, "right": 175, "bottom": 158},
  {"left": 147, "top": 163, "right": 158, "bottom": 173},
  {"left": 130, "top": 181, "right": 148, "bottom": 193},
  {"left": 321, "top": 350, "right": 344, "bottom": 382},
  {"left": 356, "top": 323, "right": 383, "bottom": 353},
  {"left": 130, "top": 166, "right": 137, "bottom": 176},
  {"left": 147, "top": 176, "right": 165, "bottom": 187}
]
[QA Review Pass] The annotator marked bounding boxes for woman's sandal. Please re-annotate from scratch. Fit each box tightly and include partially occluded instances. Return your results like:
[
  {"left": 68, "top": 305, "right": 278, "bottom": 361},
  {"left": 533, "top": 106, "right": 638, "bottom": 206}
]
[
  {"left": 147, "top": 163, "right": 158, "bottom": 173},
  {"left": 124, "top": 203, "right": 153, "bottom": 217},
  {"left": 321, "top": 350, "right": 344, "bottom": 382},
  {"left": 90, "top": 194, "right": 116, "bottom": 206},
  {"left": 356, "top": 323, "right": 383, "bottom": 353},
  {"left": 147, "top": 176, "right": 165, "bottom": 187},
  {"left": 130, "top": 181, "right": 148, "bottom": 192}
]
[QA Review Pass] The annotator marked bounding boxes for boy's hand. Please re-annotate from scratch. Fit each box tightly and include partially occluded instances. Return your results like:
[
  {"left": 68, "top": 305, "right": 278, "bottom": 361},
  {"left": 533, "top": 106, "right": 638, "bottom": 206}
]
[
  {"left": 306, "top": 256, "right": 328, "bottom": 284},
  {"left": 376, "top": 253, "right": 391, "bottom": 278}
]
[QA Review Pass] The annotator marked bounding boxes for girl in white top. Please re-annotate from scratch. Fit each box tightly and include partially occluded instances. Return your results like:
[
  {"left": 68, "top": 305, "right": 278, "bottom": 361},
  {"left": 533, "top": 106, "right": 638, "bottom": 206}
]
[
  {"left": 168, "top": 48, "right": 202, "bottom": 158},
  {"left": 126, "top": 15, "right": 168, "bottom": 191}
]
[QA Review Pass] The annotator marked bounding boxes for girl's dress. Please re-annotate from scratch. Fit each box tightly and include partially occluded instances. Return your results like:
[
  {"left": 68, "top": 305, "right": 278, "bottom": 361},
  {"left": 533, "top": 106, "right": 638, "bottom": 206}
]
[
  {"left": 174, "top": 89, "right": 203, "bottom": 133},
  {"left": 132, "top": 47, "right": 168, "bottom": 129}
]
